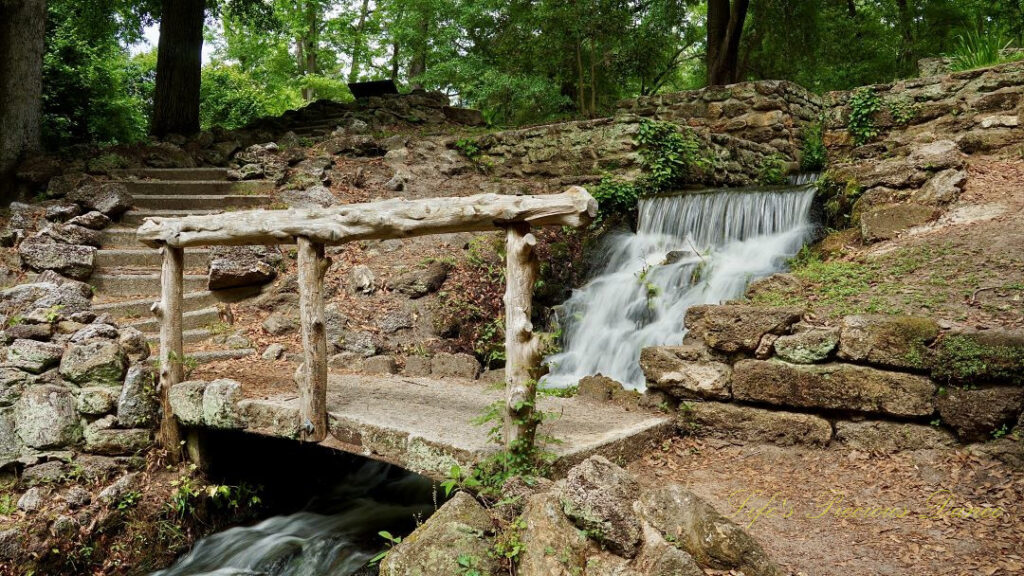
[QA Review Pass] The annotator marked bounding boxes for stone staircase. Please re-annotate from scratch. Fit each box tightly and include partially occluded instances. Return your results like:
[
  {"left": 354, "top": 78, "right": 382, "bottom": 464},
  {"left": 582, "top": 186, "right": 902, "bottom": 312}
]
[{"left": 92, "top": 168, "right": 274, "bottom": 361}]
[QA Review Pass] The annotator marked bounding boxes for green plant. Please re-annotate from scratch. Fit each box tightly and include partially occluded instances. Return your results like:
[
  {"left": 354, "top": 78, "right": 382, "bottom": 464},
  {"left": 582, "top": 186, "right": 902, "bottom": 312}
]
[
  {"left": 454, "top": 137, "right": 482, "bottom": 160},
  {"left": 886, "top": 97, "right": 918, "bottom": 126},
  {"left": 757, "top": 154, "right": 787, "bottom": 185},
  {"left": 491, "top": 516, "right": 526, "bottom": 566},
  {"left": 848, "top": 87, "right": 881, "bottom": 146},
  {"left": 800, "top": 120, "right": 827, "bottom": 172},
  {"left": 116, "top": 490, "right": 141, "bottom": 511},
  {"left": 458, "top": 554, "right": 484, "bottom": 576},
  {"left": 814, "top": 172, "right": 863, "bottom": 230},
  {"left": 0, "top": 494, "right": 15, "bottom": 515},
  {"left": 947, "top": 30, "right": 1022, "bottom": 72},
  {"left": 992, "top": 424, "right": 1009, "bottom": 440},
  {"left": 369, "top": 530, "right": 403, "bottom": 565},
  {"left": 166, "top": 465, "right": 201, "bottom": 519}
]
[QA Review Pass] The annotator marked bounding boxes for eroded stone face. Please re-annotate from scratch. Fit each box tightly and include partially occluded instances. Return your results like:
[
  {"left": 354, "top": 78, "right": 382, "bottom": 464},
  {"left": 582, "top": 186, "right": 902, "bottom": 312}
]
[
  {"left": 685, "top": 304, "right": 804, "bottom": 353},
  {"left": 640, "top": 346, "right": 732, "bottom": 401},
  {"left": 560, "top": 455, "right": 643, "bottom": 558},
  {"left": 937, "top": 387, "right": 1024, "bottom": 442},
  {"left": 837, "top": 315, "right": 939, "bottom": 371},
  {"left": 773, "top": 325, "right": 840, "bottom": 364},
  {"left": 732, "top": 359, "right": 936, "bottom": 417},
  {"left": 681, "top": 401, "right": 832, "bottom": 447},
  {"left": 14, "top": 384, "right": 82, "bottom": 449},
  {"left": 59, "top": 339, "right": 128, "bottom": 387}
]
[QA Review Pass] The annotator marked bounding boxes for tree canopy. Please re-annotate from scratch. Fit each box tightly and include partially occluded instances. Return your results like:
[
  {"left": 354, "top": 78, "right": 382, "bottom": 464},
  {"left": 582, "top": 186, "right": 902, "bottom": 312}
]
[{"left": 6, "top": 0, "right": 1024, "bottom": 152}]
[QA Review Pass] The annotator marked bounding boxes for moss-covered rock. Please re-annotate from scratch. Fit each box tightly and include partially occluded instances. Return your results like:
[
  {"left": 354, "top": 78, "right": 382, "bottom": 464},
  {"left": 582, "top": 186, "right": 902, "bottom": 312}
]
[
  {"left": 380, "top": 491, "right": 497, "bottom": 576},
  {"left": 773, "top": 325, "right": 840, "bottom": 364},
  {"left": 837, "top": 315, "right": 939, "bottom": 371},
  {"left": 936, "top": 386, "right": 1024, "bottom": 442},
  {"left": 732, "top": 359, "right": 936, "bottom": 417},
  {"left": 560, "top": 456, "right": 643, "bottom": 558},
  {"left": 59, "top": 339, "right": 128, "bottom": 387},
  {"left": 684, "top": 304, "right": 804, "bottom": 353},
  {"left": 931, "top": 329, "right": 1024, "bottom": 386}
]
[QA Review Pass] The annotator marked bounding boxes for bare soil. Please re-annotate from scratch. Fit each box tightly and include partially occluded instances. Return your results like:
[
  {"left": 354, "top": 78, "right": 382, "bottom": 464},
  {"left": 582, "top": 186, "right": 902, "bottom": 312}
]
[{"left": 631, "top": 437, "right": 1024, "bottom": 576}]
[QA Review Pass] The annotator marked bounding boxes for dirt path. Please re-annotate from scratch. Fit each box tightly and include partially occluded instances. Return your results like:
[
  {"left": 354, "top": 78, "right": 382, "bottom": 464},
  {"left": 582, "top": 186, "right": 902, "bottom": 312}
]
[{"left": 630, "top": 438, "right": 1024, "bottom": 576}]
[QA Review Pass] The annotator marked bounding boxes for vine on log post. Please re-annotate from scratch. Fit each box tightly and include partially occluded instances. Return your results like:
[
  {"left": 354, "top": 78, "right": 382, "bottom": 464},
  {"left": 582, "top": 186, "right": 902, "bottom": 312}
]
[
  {"left": 297, "top": 237, "right": 329, "bottom": 442},
  {"left": 503, "top": 223, "right": 543, "bottom": 451},
  {"left": 156, "top": 245, "right": 184, "bottom": 459}
]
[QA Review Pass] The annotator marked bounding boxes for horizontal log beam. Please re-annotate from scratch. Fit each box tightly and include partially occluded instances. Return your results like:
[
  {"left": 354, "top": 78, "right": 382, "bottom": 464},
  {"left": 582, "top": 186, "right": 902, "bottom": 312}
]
[{"left": 136, "top": 187, "right": 597, "bottom": 248}]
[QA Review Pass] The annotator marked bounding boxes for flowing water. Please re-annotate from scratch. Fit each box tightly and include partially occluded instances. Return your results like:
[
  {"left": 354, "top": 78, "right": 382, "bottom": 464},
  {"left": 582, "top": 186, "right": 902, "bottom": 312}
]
[
  {"left": 152, "top": 462, "right": 435, "bottom": 576},
  {"left": 543, "top": 182, "right": 816, "bottom": 390}
]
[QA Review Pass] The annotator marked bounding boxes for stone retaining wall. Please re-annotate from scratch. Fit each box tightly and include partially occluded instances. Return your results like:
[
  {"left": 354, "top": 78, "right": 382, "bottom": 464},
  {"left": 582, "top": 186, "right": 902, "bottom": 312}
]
[
  {"left": 823, "top": 60, "right": 1024, "bottom": 243},
  {"left": 637, "top": 304, "right": 1024, "bottom": 453},
  {"left": 472, "top": 81, "right": 822, "bottom": 188}
]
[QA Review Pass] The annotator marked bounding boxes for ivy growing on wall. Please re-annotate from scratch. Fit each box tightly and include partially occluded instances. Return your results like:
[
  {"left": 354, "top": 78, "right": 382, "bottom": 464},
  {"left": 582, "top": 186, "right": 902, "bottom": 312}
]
[
  {"left": 848, "top": 87, "right": 881, "bottom": 146},
  {"left": 591, "top": 119, "right": 709, "bottom": 219}
]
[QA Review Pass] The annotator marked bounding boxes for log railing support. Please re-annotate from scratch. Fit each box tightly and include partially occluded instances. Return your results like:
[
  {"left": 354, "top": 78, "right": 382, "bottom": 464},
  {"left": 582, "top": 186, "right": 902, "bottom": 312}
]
[
  {"left": 155, "top": 245, "right": 184, "bottom": 460},
  {"left": 296, "top": 237, "right": 329, "bottom": 442},
  {"left": 502, "top": 223, "right": 543, "bottom": 451}
]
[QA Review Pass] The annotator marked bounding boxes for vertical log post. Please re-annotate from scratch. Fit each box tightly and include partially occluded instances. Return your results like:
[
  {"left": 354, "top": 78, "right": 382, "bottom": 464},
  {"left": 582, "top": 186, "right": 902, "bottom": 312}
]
[
  {"left": 154, "top": 245, "right": 184, "bottom": 459},
  {"left": 297, "top": 237, "right": 329, "bottom": 442},
  {"left": 503, "top": 223, "right": 543, "bottom": 451}
]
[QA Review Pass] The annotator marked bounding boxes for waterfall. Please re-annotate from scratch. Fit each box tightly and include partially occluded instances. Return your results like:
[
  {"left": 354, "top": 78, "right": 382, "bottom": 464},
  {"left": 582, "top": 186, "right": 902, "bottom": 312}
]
[
  {"left": 542, "top": 183, "right": 816, "bottom": 390},
  {"left": 152, "top": 462, "right": 435, "bottom": 576}
]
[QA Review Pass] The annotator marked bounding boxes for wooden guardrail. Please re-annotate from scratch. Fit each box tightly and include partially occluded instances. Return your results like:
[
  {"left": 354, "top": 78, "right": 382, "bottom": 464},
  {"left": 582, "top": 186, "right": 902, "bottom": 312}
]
[{"left": 138, "top": 188, "right": 597, "bottom": 456}]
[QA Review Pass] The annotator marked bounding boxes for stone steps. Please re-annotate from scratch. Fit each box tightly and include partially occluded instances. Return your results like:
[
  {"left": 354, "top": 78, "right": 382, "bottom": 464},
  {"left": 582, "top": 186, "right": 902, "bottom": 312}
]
[
  {"left": 120, "top": 180, "right": 275, "bottom": 196},
  {"left": 94, "top": 248, "right": 211, "bottom": 269},
  {"left": 129, "top": 306, "right": 222, "bottom": 332},
  {"left": 111, "top": 168, "right": 230, "bottom": 181},
  {"left": 130, "top": 194, "right": 274, "bottom": 211},
  {"left": 90, "top": 273, "right": 209, "bottom": 296},
  {"left": 98, "top": 228, "right": 140, "bottom": 248},
  {"left": 121, "top": 209, "right": 222, "bottom": 225},
  {"left": 93, "top": 286, "right": 260, "bottom": 318}
]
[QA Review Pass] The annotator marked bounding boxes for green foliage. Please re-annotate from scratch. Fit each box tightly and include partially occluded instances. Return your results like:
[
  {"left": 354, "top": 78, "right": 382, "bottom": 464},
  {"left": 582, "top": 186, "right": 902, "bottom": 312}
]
[
  {"left": 947, "top": 30, "right": 1021, "bottom": 72},
  {"left": 592, "top": 120, "right": 706, "bottom": 219},
  {"left": 369, "top": 530, "right": 403, "bottom": 565},
  {"left": 454, "top": 138, "right": 482, "bottom": 160},
  {"left": 886, "top": 97, "right": 919, "bottom": 126},
  {"left": 490, "top": 516, "right": 526, "bottom": 566},
  {"left": 800, "top": 120, "right": 827, "bottom": 172},
  {"left": 199, "top": 64, "right": 281, "bottom": 130},
  {"left": 457, "top": 554, "right": 484, "bottom": 576},
  {"left": 848, "top": 87, "right": 881, "bottom": 146},
  {"left": 757, "top": 154, "right": 787, "bottom": 186},
  {"left": 166, "top": 466, "right": 202, "bottom": 520},
  {"left": 932, "top": 335, "right": 1024, "bottom": 386},
  {"left": 116, "top": 490, "right": 142, "bottom": 511},
  {"left": 814, "top": 172, "right": 862, "bottom": 230}
]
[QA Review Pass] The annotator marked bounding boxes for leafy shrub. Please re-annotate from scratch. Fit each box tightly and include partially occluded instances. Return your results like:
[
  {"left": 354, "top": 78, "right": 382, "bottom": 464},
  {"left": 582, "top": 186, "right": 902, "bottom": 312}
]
[
  {"left": 848, "top": 87, "right": 881, "bottom": 146},
  {"left": 815, "top": 172, "right": 862, "bottom": 229},
  {"left": 800, "top": 121, "right": 827, "bottom": 172},
  {"left": 947, "top": 30, "right": 1022, "bottom": 72},
  {"left": 758, "top": 154, "right": 787, "bottom": 185}
]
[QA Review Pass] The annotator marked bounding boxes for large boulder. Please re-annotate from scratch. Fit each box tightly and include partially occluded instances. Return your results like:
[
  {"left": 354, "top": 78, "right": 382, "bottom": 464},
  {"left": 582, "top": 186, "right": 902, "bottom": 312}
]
[
  {"left": 684, "top": 305, "right": 803, "bottom": 353},
  {"left": 202, "top": 379, "right": 244, "bottom": 429},
  {"left": 429, "top": 352, "right": 481, "bottom": 379},
  {"left": 14, "top": 385, "right": 82, "bottom": 449},
  {"left": 280, "top": 186, "right": 338, "bottom": 208},
  {"left": 8, "top": 339, "right": 64, "bottom": 374},
  {"left": 389, "top": 262, "right": 450, "bottom": 299},
  {"left": 937, "top": 387, "right": 1024, "bottom": 442},
  {"left": 18, "top": 236, "right": 95, "bottom": 280},
  {"left": 560, "top": 456, "right": 642, "bottom": 558},
  {"left": 837, "top": 315, "right": 939, "bottom": 371},
  {"left": 634, "top": 523, "right": 704, "bottom": 576},
  {"left": 517, "top": 492, "right": 590, "bottom": 576},
  {"left": 66, "top": 182, "right": 133, "bottom": 217},
  {"left": 932, "top": 329, "right": 1024, "bottom": 386},
  {"left": 83, "top": 415, "right": 151, "bottom": 455},
  {"left": 860, "top": 203, "right": 935, "bottom": 243},
  {"left": 208, "top": 245, "right": 281, "bottom": 290},
  {"left": 0, "top": 409, "right": 23, "bottom": 466},
  {"left": 168, "top": 380, "right": 207, "bottom": 426},
  {"left": 59, "top": 339, "right": 128, "bottom": 387},
  {"left": 41, "top": 223, "right": 102, "bottom": 247},
  {"left": 0, "top": 277, "right": 93, "bottom": 317},
  {"left": 379, "top": 491, "right": 497, "bottom": 576},
  {"left": 732, "top": 359, "right": 936, "bottom": 417},
  {"left": 640, "top": 484, "right": 780, "bottom": 576},
  {"left": 117, "top": 363, "right": 158, "bottom": 428},
  {"left": 681, "top": 401, "right": 832, "bottom": 446},
  {"left": 640, "top": 346, "right": 731, "bottom": 400},
  {"left": 0, "top": 367, "right": 30, "bottom": 407},
  {"left": 834, "top": 420, "right": 955, "bottom": 452},
  {"left": 75, "top": 386, "right": 119, "bottom": 415},
  {"left": 914, "top": 168, "right": 967, "bottom": 205},
  {"left": 773, "top": 325, "right": 840, "bottom": 364}
]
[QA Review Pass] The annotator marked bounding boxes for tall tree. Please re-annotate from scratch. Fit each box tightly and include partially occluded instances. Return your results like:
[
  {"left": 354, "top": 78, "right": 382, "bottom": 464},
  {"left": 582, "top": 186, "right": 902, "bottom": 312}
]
[
  {"left": 0, "top": 0, "right": 47, "bottom": 198},
  {"left": 151, "top": 0, "right": 205, "bottom": 136},
  {"left": 706, "top": 0, "right": 748, "bottom": 85}
]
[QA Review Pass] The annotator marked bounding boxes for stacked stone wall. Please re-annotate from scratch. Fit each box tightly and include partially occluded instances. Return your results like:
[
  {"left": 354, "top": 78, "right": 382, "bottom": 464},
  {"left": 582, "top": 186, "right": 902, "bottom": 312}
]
[
  {"left": 472, "top": 81, "right": 822, "bottom": 189},
  {"left": 637, "top": 304, "right": 1024, "bottom": 453}
]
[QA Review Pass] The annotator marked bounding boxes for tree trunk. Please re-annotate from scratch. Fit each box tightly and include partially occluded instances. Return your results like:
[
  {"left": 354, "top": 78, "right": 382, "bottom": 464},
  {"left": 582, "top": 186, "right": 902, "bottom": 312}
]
[
  {"left": 575, "top": 40, "right": 586, "bottom": 115},
  {"left": 408, "top": 19, "right": 428, "bottom": 89},
  {"left": 589, "top": 37, "right": 597, "bottom": 117},
  {"left": 894, "top": 0, "right": 914, "bottom": 72},
  {"left": 0, "top": 0, "right": 46, "bottom": 199},
  {"left": 706, "top": 0, "right": 749, "bottom": 86},
  {"left": 348, "top": 0, "right": 371, "bottom": 83},
  {"left": 299, "top": 0, "right": 319, "bottom": 102},
  {"left": 152, "top": 0, "right": 205, "bottom": 137},
  {"left": 390, "top": 41, "right": 400, "bottom": 81}
]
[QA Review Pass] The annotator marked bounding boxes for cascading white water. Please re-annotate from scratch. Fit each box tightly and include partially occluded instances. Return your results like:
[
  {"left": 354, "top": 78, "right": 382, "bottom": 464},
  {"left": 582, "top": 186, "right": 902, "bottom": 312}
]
[
  {"left": 543, "top": 183, "right": 816, "bottom": 390},
  {"left": 152, "top": 462, "right": 435, "bottom": 576}
]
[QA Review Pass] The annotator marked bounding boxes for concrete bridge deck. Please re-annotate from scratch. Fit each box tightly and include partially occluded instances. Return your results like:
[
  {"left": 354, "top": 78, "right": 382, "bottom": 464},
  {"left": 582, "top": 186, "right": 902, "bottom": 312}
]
[{"left": 173, "top": 373, "right": 674, "bottom": 481}]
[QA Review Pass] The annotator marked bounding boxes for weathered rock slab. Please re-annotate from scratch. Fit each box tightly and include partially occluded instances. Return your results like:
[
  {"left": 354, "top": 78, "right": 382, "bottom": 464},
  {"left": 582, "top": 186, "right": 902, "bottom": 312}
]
[
  {"left": 682, "top": 401, "right": 832, "bottom": 446},
  {"left": 732, "top": 359, "right": 936, "bottom": 417}
]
